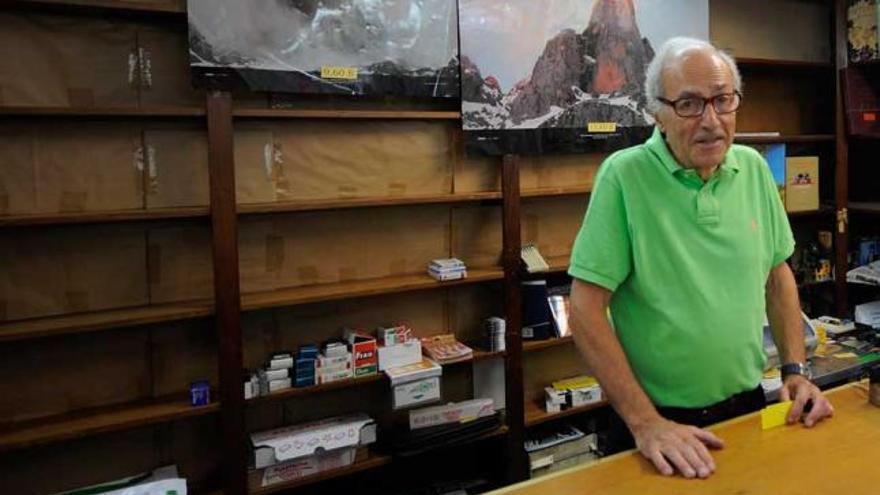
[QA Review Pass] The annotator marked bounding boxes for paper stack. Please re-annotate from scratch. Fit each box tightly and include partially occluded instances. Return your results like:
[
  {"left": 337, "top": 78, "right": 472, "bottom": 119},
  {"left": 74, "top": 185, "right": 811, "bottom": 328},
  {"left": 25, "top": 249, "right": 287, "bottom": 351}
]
[{"left": 428, "top": 258, "right": 467, "bottom": 281}]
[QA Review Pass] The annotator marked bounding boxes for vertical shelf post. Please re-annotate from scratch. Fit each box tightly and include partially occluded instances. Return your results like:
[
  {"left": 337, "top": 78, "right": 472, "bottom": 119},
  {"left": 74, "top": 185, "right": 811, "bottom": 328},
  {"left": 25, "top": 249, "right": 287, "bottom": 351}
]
[
  {"left": 501, "top": 154, "right": 528, "bottom": 482},
  {"left": 833, "top": 0, "right": 849, "bottom": 315},
  {"left": 206, "top": 90, "right": 246, "bottom": 495}
]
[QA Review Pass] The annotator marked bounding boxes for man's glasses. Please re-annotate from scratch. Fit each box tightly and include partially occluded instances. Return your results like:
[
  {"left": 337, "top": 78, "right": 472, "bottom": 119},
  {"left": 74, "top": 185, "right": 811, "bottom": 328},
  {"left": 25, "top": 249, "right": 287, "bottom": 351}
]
[{"left": 656, "top": 91, "right": 742, "bottom": 118}]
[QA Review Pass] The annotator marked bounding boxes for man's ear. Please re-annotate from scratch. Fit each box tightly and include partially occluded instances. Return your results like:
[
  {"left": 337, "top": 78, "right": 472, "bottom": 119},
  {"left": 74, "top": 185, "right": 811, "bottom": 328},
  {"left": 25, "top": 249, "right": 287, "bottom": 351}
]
[{"left": 654, "top": 114, "right": 665, "bottom": 134}]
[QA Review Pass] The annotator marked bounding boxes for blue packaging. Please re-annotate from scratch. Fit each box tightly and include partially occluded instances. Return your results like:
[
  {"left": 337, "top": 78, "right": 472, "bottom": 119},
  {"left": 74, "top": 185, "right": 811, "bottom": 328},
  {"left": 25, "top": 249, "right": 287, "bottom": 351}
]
[{"left": 190, "top": 380, "right": 211, "bottom": 407}]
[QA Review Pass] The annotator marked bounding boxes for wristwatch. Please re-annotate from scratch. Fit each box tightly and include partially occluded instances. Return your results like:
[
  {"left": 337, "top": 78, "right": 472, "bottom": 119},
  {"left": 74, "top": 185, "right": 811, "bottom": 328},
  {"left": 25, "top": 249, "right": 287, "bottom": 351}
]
[{"left": 780, "top": 362, "right": 811, "bottom": 380}]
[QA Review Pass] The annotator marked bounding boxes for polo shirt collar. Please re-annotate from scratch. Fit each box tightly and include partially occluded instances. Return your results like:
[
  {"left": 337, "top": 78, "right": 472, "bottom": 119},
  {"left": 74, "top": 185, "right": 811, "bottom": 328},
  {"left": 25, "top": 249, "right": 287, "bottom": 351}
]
[{"left": 645, "top": 126, "right": 741, "bottom": 178}]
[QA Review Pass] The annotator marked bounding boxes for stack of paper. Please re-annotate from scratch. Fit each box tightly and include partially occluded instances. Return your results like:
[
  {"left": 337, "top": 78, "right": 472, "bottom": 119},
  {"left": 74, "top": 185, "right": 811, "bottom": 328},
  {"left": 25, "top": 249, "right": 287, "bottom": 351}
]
[{"left": 428, "top": 258, "right": 467, "bottom": 281}]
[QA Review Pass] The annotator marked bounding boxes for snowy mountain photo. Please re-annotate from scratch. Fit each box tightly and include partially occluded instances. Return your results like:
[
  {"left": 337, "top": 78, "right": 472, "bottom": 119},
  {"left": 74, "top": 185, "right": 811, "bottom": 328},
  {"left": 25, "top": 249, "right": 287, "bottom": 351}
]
[
  {"left": 188, "top": 0, "right": 459, "bottom": 97},
  {"left": 459, "top": 0, "right": 708, "bottom": 154}
]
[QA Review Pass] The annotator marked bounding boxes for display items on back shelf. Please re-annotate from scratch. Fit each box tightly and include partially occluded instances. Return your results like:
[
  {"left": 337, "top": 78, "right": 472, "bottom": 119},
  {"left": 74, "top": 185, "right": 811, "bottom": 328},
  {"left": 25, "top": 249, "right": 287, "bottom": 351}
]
[
  {"left": 545, "top": 375, "right": 604, "bottom": 413},
  {"left": 428, "top": 258, "right": 468, "bottom": 282},
  {"left": 249, "top": 413, "right": 377, "bottom": 488},
  {"left": 51, "top": 466, "right": 187, "bottom": 495},
  {"left": 847, "top": 0, "right": 880, "bottom": 63},
  {"left": 525, "top": 424, "right": 599, "bottom": 478}
]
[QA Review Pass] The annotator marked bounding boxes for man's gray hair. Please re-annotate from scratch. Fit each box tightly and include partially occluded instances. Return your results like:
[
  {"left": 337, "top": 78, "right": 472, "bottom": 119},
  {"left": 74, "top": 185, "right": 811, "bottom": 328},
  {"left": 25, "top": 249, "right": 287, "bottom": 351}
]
[{"left": 644, "top": 37, "right": 742, "bottom": 115}]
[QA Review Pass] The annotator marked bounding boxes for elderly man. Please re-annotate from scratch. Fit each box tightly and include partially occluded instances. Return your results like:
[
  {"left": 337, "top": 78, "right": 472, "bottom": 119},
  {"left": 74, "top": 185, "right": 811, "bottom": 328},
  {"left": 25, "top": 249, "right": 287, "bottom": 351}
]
[{"left": 568, "top": 37, "right": 834, "bottom": 480}]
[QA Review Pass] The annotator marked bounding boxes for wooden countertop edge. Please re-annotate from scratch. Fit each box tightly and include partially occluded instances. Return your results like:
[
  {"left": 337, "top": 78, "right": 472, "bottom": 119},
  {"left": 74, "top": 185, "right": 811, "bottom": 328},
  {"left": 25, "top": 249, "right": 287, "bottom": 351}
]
[{"left": 487, "top": 380, "right": 867, "bottom": 494}]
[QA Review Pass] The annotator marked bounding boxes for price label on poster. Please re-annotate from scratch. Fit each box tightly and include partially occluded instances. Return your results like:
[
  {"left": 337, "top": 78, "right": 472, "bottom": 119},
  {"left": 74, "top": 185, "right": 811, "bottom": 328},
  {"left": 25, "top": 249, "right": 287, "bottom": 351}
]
[
  {"left": 321, "top": 66, "right": 359, "bottom": 80},
  {"left": 587, "top": 122, "right": 617, "bottom": 133}
]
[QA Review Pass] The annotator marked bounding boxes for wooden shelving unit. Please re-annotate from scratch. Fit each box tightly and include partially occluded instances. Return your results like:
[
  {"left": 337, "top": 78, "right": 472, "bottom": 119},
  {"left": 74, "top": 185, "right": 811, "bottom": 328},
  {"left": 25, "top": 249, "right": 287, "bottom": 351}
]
[
  {"left": 0, "top": 105, "right": 205, "bottom": 118},
  {"left": 0, "top": 397, "right": 219, "bottom": 453},
  {"left": 733, "top": 134, "right": 835, "bottom": 145},
  {"left": 241, "top": 269, "right": 504, "bottom": 310},
  {"left": 521, "top": 186, "right": 591, "bottom": 199},
  {"left": 522, "top": 336, "right": 573, "bottom": 353},
  {"left": 237, "top": 186, "right": 591, "bottom": 216},
  {"left": 237, "top": 192, "right": 502, "bottom": 215},
  {"left": 5, "top": 0, "right": 186, "bottom": 14},
  {"left": 246, "top": 425, "right": 509, "bottom": 494},
  {"left": 736, "top": 57, "right": 834, "bottom": 69},
  {"left": 233, "top": 108, "right": 460, "bottom": 120},
  {"left": 0, "top": 1, "right": 853, "bottom": 494},
  {"left": 849, "top": 202, "right": 880, "bottom": 215},
  {"left": 524, "top": 399, "right": 608, "bottom": 428},
  {"left": 787, "top": 204, "right": 837, "bottom": 218},
  {"left": 0, "top": 206, "right": 210, "bottom": 227},
  {"left": 246, "top": 374, "right": 385, "bottom": 405},
  {"left": 0, "top": 300, "right": 214, "bottom": 342},
  {"left": 247, "top": 452, "right": 392, "bottom": 495}
]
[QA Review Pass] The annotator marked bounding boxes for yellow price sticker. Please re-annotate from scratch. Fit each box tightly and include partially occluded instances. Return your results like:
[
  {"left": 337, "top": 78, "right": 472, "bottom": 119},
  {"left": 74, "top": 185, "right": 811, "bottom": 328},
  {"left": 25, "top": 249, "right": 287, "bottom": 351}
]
[
  {"left": 588, "top": 122, "right": 617, "bottom": 133},
  {"left": 321, "top": 66, "right": 358, "bottom": 80}
]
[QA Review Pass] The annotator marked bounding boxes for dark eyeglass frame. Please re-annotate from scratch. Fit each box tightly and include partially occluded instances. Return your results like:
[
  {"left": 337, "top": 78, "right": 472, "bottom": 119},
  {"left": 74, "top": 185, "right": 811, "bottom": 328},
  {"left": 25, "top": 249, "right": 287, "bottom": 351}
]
[{"left": 657, "top": 91, "right": 743, "bottom": 118}]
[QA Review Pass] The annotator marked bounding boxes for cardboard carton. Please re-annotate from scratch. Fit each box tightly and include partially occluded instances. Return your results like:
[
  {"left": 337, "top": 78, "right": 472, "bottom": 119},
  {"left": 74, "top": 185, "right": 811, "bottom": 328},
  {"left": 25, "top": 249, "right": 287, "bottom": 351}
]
[{"left": 250, "top": 413, "right": 376, "bottom": 469}]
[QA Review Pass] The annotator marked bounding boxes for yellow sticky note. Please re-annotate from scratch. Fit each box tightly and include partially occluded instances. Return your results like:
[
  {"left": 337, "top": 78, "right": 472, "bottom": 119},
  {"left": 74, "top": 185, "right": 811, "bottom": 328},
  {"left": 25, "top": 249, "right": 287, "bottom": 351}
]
[
  {"left": 761, "top": 401, "right": 792, "bottom": 430},
  {"left": 320, "top": 66, "right": 358, "bottom": 80},
  {"left": 834, "top": 352, "right": 858, "bottom": 359},
  {"left": 587, "top": 122, "right": 617, "bottom": 133}
]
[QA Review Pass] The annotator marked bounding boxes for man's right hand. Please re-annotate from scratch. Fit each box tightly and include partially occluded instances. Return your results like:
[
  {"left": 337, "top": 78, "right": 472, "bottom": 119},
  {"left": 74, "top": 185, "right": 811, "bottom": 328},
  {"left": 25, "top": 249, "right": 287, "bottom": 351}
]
[{"left": 631, "top": 417, "right": 725, "bottom": 479}]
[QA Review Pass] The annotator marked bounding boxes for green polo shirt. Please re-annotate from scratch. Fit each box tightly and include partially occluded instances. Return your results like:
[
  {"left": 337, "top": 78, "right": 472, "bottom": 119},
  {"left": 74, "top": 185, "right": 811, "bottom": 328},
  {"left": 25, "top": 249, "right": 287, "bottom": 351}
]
[{"left": 568, "top": 127, "right": 795, "bottom": 408}]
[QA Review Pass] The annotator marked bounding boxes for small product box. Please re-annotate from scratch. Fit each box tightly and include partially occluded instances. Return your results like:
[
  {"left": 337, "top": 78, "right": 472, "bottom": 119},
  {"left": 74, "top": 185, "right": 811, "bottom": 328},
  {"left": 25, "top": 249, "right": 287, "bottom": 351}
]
[
  {"left": 785, "top": 156, "right": 819, "bottom": 212},
  {"left": 322, "top": 340, "right": 349, "bottom": 358},
  {"left": 384, "top": 357, "right": 442, "bottom": 386},
  {"left": 268, "top": 377, "right": 292, "bottom": 393},
  {"left": 378, "top": 324, "right": 412, "bottom": 347},
  {"left": 263, "top": 368, "right": 289, "bottom": 381},
  {"left": 250, "top": 413, "right": 377, "bottom": 469},
  {"left": 317, "top": 353, "right": 352, "bottom": 369},
  {"left": 544, "top": 386, "right": 566, "bottom": 413},
  {"left": 409, "top": 398, "right": 495, "bottom": 429},
  {"left": 392, "top": 376, "right": 441, "bottom": 409},
  {"left": 317, "top": 367, "right": 354, "bottom": 384},
  {"left": 345, "top": 330, "right": 379, "bottom": 377},
  {"left": 190, "top": 380, "right": 211, "bottom": 407},
  {"left": 267, "top": 352, "right": 294, "bottom": 371},
  {"left": 569, "top": 385, "right": 603, "bottom": 408},
  {"left": 378, "top": 339, "right": 422, "bottom": 371}
]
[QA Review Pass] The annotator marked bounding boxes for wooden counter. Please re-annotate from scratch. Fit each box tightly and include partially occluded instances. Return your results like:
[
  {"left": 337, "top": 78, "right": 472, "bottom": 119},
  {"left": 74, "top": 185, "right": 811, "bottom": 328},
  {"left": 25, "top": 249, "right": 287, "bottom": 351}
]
[{"left": 491, "top": 381, "right": 879, "bottom": 494}]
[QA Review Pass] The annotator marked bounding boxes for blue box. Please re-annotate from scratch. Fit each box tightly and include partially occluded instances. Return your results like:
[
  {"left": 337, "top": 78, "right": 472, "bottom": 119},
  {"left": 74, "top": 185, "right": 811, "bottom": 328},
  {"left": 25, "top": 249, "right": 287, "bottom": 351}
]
[
  {"left": 190, "top": 380, "right": 211, "bottom": 407},
  {"left": 298, "top": 344, "right": 318, "bottom": 359}
]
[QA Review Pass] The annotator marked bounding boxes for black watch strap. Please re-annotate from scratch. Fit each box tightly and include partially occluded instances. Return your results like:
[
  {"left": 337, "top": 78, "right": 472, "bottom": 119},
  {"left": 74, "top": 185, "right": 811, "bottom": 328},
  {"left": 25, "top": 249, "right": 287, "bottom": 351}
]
[{"left": 780, "top": 362, "right": 809, "bottom": 380}]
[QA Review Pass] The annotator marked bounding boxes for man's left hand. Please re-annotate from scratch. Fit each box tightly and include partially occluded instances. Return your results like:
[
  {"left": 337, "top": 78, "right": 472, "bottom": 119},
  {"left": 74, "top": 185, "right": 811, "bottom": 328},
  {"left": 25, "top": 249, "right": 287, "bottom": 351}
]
[{"left": 780, "top": 375, "right": 834, "bottom": 427}]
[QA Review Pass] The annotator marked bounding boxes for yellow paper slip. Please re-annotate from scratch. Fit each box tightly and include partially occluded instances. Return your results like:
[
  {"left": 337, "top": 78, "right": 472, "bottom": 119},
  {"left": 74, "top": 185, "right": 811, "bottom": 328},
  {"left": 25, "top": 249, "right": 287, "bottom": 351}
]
[
  {"left": 833, "top": 352, "right": 858, "bottom": 359},
  {"left": 552, "top": 376, "right": 598, "bottom": 391},
  {"left": 761, "top": 401, "right": 792, "bottom": 430}
]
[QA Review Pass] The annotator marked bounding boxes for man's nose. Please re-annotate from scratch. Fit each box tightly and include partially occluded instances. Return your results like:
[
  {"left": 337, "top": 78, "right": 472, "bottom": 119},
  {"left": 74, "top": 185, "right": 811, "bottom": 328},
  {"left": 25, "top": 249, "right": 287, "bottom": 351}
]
[{"left": 700, "top": 103, "right": 721, "bottom": 127}]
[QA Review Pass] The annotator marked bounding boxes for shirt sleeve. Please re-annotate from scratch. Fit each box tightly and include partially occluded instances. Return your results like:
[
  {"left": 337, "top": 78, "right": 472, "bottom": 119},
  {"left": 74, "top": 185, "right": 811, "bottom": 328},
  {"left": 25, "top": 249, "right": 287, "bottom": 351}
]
[
  {"left": 760, "top": 160, "right": 796, "bottom": 268},
  {"left": 568, "top": 159, "right": 633, "bottom": 292}
]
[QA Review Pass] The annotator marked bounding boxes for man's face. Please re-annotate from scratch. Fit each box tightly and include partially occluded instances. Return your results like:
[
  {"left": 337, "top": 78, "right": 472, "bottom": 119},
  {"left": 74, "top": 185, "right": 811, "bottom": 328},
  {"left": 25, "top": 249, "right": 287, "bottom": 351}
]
[{"left": 654, "top": 50, "right": 737, "bottom": 172}]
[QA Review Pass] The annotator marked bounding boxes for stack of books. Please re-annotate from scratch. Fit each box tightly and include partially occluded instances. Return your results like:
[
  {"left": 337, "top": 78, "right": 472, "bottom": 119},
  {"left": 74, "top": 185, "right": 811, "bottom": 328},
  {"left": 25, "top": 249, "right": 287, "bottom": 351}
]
[{"left": 428, "top": 258, "right": 467, "bottom": 281}]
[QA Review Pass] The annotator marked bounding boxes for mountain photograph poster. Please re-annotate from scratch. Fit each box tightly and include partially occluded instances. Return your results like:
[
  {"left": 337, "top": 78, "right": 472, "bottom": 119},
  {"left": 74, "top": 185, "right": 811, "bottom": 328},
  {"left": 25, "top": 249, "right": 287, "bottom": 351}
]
[
  {"left": 459, "top": 0, "right": 709, "bottom": 155},
  {"left": 188, "top": 0, "right": 460, "bottom": 98}
]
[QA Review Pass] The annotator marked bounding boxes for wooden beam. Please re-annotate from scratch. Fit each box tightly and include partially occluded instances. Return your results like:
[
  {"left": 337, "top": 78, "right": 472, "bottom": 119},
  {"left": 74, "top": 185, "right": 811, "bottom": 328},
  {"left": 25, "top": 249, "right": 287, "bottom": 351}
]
[
  {"left": 206, "top": 91, "right": 246, "bottom": 495},
  {"left": 501, "top": 154, "right": 528, "bottom": 483},
  {"left": 833, "top": 0, "right": 849, "bottom": 315}
]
